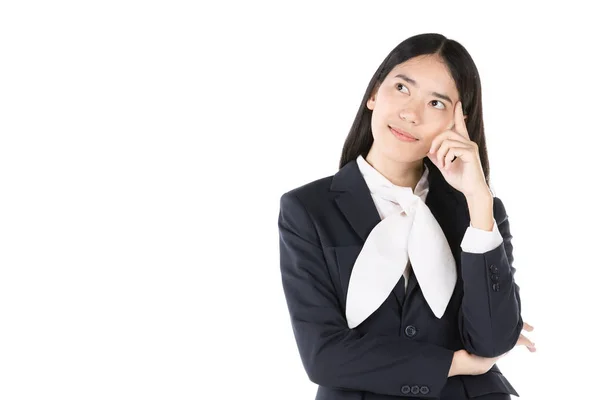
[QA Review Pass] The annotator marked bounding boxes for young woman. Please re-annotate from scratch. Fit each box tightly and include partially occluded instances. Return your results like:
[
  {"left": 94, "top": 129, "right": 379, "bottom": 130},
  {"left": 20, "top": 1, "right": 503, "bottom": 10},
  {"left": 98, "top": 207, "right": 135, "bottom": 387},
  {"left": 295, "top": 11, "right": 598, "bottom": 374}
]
[{"left": 278, "top": 33, "right": 535, "bottom": 400}]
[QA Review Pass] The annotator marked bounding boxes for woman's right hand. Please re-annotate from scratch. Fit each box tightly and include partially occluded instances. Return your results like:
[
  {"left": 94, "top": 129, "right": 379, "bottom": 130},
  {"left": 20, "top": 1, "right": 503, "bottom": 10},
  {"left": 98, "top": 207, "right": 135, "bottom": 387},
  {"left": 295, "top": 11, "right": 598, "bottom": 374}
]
[
  {"left": 448, "top": 321, "right": 536, "bottom": 377},
  {"left": 448, "top": 349, "right": 505, "bottom": 377}
]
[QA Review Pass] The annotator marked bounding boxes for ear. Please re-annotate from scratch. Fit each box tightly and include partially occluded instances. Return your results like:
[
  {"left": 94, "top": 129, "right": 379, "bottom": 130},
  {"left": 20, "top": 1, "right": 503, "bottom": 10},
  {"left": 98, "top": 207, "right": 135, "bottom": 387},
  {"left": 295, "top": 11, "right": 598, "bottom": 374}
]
[
  {"left": 366, "top": 93, "right": 376, "bottom": 110},
  {"left": 366, "top": 85, "right": 380, "bottom": 111}
]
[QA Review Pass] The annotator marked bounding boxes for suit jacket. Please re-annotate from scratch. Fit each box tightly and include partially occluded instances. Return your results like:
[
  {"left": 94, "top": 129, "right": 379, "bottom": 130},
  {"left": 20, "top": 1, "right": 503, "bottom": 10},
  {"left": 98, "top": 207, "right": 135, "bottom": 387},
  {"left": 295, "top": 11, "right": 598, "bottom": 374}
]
[{"left": 278, "top": 158, "right": 523, "bottom": 400}]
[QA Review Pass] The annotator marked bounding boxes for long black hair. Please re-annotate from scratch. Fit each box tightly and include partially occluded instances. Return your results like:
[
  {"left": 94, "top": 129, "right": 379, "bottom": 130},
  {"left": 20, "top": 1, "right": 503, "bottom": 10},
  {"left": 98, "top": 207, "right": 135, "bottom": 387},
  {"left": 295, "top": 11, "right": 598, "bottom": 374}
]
[{"left": 340, "top": 33, "right": 491, "bottom": 187}]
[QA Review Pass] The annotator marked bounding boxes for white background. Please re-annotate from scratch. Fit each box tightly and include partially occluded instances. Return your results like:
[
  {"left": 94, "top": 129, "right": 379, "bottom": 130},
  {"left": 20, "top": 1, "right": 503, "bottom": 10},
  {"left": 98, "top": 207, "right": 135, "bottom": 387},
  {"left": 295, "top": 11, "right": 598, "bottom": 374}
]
[{"left": 1, "top": 1, "right": 599, "bottom": 399}]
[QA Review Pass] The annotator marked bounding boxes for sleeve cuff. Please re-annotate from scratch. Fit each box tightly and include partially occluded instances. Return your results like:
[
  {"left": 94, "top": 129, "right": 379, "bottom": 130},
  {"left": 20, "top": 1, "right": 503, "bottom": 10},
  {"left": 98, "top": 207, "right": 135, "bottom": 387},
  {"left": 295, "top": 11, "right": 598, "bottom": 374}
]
[{"left": 460, "top": 219, "right": 503, "bottom": 253}]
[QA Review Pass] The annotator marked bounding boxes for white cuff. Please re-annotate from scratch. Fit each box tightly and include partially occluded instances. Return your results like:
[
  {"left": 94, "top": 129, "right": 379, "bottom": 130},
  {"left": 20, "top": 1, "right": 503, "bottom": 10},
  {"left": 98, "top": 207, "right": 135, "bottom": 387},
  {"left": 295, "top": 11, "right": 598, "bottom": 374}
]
[{"left": 460, "top": 219, "right": 503, "bottom": 253}]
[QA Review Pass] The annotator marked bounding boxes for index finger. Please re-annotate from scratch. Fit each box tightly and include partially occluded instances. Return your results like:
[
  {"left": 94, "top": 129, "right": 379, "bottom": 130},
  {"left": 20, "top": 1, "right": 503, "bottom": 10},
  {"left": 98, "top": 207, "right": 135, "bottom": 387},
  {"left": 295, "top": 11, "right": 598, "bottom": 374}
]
[{"left": 453, "top": 101, "right": 469, "bottom": 139}]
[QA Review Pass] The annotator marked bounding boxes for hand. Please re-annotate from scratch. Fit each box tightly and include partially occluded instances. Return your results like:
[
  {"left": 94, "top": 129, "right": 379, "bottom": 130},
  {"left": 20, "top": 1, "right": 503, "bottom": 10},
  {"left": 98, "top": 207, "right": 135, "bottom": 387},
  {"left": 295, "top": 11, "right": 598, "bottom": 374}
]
[
  {"left": 448, "top": 321, "right": 537, "bottom": 377},
  {"left": 427, "top": 101, "right": 488, "bottom": 198},
  {"left": 516, "top": 322, "right": 536, "bottom": 352},
  {"left": 448, "top": 349, "right": 507, "bottom": 377}
]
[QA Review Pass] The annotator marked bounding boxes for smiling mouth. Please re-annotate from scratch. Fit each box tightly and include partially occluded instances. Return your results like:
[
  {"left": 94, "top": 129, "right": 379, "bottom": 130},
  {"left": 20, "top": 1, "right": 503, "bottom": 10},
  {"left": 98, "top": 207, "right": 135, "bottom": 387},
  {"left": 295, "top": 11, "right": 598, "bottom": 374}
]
[{"left": 389, "top": 126, "right": 418, "bottom": 141}]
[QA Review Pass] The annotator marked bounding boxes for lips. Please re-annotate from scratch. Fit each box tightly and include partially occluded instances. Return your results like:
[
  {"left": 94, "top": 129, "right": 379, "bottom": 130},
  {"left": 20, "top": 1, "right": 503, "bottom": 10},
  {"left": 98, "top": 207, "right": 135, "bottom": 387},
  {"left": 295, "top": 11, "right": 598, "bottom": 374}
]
[{"left": 389, "top": 126, "right": 418, "bottom": 140}]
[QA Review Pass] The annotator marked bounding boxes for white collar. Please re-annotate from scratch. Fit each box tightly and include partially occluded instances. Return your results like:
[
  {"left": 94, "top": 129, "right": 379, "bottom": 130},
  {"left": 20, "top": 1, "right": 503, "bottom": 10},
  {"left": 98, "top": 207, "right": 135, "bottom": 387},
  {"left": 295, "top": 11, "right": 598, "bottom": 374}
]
[{"left": 356, "top": 155, "right": 430, "bottom": 207}]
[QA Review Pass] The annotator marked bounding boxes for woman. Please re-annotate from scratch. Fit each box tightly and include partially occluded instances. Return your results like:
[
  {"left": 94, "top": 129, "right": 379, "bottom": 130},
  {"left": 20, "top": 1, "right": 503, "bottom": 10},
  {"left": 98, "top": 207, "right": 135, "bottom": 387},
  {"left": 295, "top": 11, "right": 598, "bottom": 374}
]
[{"left": 278, "top": 33, "right": 535, "bottom": 400}]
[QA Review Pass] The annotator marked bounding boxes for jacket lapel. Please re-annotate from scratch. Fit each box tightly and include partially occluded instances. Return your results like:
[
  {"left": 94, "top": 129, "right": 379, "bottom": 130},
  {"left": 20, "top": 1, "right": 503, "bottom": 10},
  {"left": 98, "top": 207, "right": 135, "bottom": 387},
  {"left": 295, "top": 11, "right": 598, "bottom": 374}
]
[
  {"left": 330, "top": 157, "right": 469, "bottom": 307},
  {"left": 330, "top": 159, "right": 382, "bottom": 242}
]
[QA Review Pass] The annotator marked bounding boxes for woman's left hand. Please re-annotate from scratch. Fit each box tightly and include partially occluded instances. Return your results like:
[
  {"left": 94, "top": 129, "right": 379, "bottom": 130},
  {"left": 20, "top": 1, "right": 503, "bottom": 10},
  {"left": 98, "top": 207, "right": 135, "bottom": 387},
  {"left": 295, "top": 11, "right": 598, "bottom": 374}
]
[
  {"left": 516, "top": 322, "right": 537, "bottom": 352},
  {"left": 427, "top": 101, "right": 489, "bottom": 198}
]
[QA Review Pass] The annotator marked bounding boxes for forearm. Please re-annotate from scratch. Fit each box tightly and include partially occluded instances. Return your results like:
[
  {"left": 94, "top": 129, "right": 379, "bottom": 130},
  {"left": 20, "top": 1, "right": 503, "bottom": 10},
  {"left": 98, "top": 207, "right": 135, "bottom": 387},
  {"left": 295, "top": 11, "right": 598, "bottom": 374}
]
[
  {"left": 290, "top": 325, "right": 455, "bottom": 396},
  {"left": 459, "top": 196, "right": 523, "bottom": 357},
  {"left": 459, "top": 244, "right": 523, "bottom": 356}
]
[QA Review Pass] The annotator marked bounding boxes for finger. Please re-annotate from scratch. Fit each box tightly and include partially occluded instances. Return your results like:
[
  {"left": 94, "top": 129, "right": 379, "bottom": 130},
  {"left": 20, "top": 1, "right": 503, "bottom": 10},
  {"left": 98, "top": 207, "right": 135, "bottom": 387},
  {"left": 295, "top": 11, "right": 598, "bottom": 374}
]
[
  {"left": 517, "top": 333, "right": 533, "bottom": 346},
  {"left": 444, "top": 149, "right": 457, "bottom": 170},
  {"left": 430, "top": 130, "right": 472, "bottom": 154},
  {"left": 440, "top": 141, "right": 477, "bottom": 170},
  {"left": 440, "top": 143, "right": 470, "bottom": 169},
  {"left": 443, "top": 148, "right": 467, "bottom": 170},
  {"left": 523, "top": 322, "right": 534, "bottom": 332},
  {"left": 429, "top": 133, "right": 446, "bottom": 154},
  {"left": 523, "top": 341, "right": 537, "bottom": 352},
  {"left": 427, "top": 152, "right": 441, "bottom": 170},
  {"left": 437, "top": 139, "right": 470, "bottom": 168},
  {"left": 517, "top": 334, "right": 536, "bottom": 350},
  {"left": 453, "top": 101, "right": 469, "bottom": 139}
]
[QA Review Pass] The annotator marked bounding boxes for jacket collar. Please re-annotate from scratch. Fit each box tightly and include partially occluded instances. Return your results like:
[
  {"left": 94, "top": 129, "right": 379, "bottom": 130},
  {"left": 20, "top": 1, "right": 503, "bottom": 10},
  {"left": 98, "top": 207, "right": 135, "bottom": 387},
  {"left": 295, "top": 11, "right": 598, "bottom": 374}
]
[{"left": 330, "top": 157, "right": 469, "bottom": 249}]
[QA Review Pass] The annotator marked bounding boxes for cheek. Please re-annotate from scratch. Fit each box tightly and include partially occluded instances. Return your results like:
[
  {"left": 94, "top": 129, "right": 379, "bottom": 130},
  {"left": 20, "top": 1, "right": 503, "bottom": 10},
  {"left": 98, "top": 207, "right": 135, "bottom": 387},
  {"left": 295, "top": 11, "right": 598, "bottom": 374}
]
[
  {"left": 420, "top": 124, "right": 448, "bottom": 147},
  {"left": 424, "top": 113, "right": 452, "bottom": 135},
  {"left": 372, "top": 89, "right": 397, "bottom": 114},
  {"left": 372, "top": 101, "right": 398, "bottom": 129},
  {"left": 439, "top": 111, "right": 455, "bottom": 129},
  {"left": 370, "top": 103, "right": 391, "bottom": 129}
]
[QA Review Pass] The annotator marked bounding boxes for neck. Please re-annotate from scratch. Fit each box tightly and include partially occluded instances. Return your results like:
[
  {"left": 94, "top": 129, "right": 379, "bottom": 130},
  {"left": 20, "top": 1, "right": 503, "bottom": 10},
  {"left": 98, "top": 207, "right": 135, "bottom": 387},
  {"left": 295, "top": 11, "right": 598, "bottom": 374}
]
[{"left": 365, "top": 150, "right": 424, "bottom": 191}]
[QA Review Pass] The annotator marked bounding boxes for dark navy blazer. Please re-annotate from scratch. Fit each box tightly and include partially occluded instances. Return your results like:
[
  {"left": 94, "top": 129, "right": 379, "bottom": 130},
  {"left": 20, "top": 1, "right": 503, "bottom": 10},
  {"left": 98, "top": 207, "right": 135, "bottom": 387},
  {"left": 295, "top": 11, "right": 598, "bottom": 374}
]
[{"left": 278, "top": 158, "right": 523, "bottom": 400}]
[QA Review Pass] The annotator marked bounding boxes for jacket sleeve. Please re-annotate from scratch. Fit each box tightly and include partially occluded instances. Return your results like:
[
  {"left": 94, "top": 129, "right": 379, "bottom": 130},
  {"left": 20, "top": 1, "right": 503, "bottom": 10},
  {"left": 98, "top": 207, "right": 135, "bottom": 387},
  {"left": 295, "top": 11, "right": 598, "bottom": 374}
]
[
  {"left": 458, "top": 196, "right": 524, "bottom": 357},
  {"left": 278, "top": 192, "right": 454, "bottom": 398}
]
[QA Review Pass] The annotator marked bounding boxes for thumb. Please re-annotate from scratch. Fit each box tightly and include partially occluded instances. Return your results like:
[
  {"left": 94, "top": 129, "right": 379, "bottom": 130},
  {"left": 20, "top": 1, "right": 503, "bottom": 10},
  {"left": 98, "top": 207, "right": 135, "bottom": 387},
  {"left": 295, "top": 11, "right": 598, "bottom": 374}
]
[{"left": 427, "top": 152, "right": 441, "bottom": 169}]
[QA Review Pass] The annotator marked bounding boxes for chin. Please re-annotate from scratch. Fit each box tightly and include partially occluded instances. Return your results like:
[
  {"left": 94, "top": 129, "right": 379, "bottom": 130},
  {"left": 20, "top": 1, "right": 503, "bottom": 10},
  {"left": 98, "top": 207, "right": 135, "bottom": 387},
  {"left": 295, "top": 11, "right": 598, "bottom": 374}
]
[
  {"left": 374, "top": 138, "right": 420, "bottom": 160},
  {"left": 376, "top": 144, "right": 420, "bottom": 163}
]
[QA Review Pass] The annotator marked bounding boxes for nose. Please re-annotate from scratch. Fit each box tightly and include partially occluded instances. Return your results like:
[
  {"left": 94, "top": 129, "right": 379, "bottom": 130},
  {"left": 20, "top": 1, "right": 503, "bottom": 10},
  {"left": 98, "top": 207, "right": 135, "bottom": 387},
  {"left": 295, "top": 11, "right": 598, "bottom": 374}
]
[{"left": 399, "top": 104, "right": 420, "bottom": 124}]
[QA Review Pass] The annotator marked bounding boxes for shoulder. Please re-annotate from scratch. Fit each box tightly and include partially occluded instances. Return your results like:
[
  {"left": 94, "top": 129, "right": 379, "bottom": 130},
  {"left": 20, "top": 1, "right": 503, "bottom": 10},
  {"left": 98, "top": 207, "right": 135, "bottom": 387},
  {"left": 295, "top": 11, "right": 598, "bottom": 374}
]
[
  {"left": 279, "top": 174, "right": 335, "bottom": 215},
  {"left": 277, "top": 174, "right": 336, "bottom": 242}
]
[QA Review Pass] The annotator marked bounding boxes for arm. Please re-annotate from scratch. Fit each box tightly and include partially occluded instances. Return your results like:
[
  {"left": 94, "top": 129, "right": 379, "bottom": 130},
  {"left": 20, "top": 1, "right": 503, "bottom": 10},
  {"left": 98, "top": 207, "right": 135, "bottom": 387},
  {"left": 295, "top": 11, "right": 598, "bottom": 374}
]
[
  {"left": 278, "top": 192, "right": 455, "bottom": 398},
  {"left": 457, "top": 195, "right": 523, "bottom": 357}
]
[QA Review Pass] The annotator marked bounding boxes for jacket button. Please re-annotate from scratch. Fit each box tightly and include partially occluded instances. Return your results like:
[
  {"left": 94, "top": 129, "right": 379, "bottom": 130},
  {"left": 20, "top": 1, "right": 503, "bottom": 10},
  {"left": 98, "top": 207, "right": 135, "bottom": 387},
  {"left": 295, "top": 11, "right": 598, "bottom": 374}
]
[
  {"left": 411, "top": 385, "right": 420, "bottom": 394},
  {"left": 491, "top": 274, "right": 499, "bottom": 282},
  {"left": 490, "top": 264, "right": 499, "bottom": 274},
  {"left": 405, "top": 325, "right": 417, "bottom": 337},
  {"left": 420, "top": 386, "right": 430, "bottom": 394},
  {"left": 401, "top": 385, "right": 410, "bottom": 394},
  {"left": 492, "top": 283, "right": 500, "bottom": 291}
]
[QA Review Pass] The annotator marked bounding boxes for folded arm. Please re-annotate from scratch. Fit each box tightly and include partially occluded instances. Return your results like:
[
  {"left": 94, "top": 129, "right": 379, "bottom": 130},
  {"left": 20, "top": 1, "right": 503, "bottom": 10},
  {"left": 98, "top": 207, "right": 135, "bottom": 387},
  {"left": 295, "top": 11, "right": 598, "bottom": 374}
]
[{"left": 279, "top": 192, "right": 456, "bottom": 398}]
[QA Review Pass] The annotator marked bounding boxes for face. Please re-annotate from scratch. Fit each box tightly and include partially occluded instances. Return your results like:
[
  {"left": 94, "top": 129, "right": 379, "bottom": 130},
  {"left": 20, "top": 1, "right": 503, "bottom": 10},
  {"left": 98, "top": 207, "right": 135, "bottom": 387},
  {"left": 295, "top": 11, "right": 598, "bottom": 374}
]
[{"left": 366, "top": 54, "right": 463, "bottom": 163}]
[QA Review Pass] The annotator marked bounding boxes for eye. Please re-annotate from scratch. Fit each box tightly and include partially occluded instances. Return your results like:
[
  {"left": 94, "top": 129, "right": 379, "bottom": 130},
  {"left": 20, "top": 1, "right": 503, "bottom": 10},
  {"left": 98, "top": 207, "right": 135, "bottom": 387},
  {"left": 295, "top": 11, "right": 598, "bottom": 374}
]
[
  {"left": 431, "top": 100, "right": 446, "bottom": 110},
  {"left": 395, "top": 83, "right": 409, "bottom": 94}
]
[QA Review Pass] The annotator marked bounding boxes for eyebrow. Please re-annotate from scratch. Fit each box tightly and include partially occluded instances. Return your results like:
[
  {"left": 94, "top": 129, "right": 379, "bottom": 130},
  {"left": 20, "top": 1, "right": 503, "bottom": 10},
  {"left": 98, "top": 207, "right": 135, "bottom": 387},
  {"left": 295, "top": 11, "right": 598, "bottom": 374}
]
[{"left": 394, "top": 74, "right": 454, "bottom": 105}]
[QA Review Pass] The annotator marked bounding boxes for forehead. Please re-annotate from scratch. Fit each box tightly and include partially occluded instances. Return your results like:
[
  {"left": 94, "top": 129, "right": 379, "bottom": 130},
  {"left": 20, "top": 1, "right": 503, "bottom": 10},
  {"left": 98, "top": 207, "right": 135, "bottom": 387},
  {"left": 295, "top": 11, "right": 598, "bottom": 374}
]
[{"left": 386, "top": 55, "right": 458, "bottom": 95}]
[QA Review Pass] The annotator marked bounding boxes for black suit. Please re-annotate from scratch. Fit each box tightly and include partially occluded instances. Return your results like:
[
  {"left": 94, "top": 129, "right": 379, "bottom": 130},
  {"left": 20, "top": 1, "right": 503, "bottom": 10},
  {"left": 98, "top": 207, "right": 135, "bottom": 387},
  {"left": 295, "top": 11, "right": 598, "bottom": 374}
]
[{"left": 278, "top": 158, "right": 523, "bottom": 399}]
